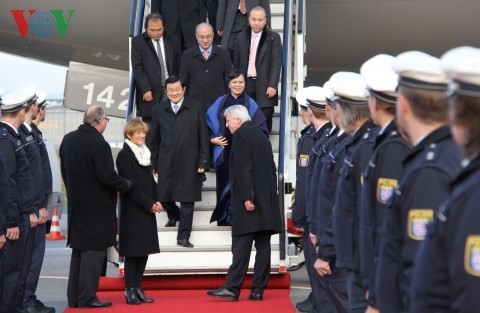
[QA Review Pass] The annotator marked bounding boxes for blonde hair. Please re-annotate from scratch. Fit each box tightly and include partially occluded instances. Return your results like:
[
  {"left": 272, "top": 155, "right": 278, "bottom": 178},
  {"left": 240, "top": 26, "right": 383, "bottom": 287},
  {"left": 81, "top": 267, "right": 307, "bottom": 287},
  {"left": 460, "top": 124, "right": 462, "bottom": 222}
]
[{"left": 123, "top": 117, "right": 149, "bottom": 139}]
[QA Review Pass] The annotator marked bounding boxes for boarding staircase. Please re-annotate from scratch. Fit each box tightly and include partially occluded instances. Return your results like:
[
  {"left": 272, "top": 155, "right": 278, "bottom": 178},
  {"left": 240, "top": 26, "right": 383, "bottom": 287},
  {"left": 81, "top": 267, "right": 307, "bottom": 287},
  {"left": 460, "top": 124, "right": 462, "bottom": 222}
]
[{"left": 112, "top": 0, "right": 307, "bottom": 275}]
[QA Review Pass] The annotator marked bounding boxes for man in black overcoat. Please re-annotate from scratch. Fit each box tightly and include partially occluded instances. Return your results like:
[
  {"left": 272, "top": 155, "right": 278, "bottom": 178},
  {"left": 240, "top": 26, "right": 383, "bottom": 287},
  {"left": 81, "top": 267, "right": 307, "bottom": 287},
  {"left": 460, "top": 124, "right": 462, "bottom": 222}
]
[
  {"left": 131, "top": 13, "right": 181, "bottom": 125},
  {"left": 233, "top": 6, "right": 282, "bottom": 132},
  {"left": 60, "top": 105, "right": 132, "bottom": 309},
  {"left": 149, "top": 75, "right": 210, "bottom": 248},
  {"left": 207, "top": 104, "right": 281, "bottom": 301},
  {"left": 179, "top": 22, "right": 232, "bottom": 108}
]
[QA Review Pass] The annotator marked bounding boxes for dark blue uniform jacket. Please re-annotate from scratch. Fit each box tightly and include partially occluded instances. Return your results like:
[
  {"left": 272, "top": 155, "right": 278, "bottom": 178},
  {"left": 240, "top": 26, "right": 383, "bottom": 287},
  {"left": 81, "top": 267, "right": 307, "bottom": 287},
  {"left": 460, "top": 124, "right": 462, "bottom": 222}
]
[
  {"left": 376, "top": 125, "right": 461, "bottom": 313},
  {"left": 332, "top": 120, "right": 378, "bottom": 271},
  {"left": 359, "top": 121, "right": 411, "bottom": 306},
  {"left": 412, "top": 156, "right": 480, "bottom": 313}
]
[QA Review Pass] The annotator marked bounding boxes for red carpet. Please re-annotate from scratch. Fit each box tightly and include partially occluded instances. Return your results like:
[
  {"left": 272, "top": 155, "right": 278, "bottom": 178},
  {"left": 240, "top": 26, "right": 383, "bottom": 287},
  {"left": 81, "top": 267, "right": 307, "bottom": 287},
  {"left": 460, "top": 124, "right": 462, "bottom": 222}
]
[{"left": 64, "top": 274, "right": 295, "bottom": 313}]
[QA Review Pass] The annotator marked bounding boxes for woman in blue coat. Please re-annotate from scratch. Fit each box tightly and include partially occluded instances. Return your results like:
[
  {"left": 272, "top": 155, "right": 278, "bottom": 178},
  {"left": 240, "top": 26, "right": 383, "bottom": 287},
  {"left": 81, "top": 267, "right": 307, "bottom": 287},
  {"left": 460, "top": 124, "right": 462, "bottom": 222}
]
[
  {"left": 206, "top": 68, "right": 268, "bottom": 225},
  {"left": 116, "top": 118, "right": 161, "bottom": 305}
]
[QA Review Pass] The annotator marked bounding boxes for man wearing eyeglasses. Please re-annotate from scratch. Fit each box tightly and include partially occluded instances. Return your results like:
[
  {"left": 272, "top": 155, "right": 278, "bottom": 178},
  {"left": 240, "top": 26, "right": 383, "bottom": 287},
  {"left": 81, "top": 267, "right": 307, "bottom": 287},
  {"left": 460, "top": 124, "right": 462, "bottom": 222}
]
[
  {"left": 179, "top": 22, "right": 232, "bottom": 108},
  {"left": 60, "top": 105, "right": 132, "bottom": 309},
  {"left": 132, "top": 13, "right": 181, "bottom": 126}
]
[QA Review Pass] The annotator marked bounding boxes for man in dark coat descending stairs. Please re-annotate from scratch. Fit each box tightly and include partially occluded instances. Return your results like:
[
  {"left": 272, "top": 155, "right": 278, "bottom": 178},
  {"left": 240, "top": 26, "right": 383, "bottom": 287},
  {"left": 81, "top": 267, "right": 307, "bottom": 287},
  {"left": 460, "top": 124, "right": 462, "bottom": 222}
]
[{"left": 207, "top": 104, "right": 282, "bottom": 301}]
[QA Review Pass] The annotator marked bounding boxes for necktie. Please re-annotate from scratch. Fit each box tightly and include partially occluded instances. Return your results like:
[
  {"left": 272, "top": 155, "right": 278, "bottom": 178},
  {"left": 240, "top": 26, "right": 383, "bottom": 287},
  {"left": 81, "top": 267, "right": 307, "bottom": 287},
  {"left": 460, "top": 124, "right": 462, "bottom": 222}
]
[
  {"left": 203, "top": 49, "right": 209, "bottom": 60},
  {"left": 156, "top": 40, "right": 167, "bottom": 86},
  {"left": 247, "top": 33, "right": 259, "bottom": 77},
  {"left": 173, "top": 104, "right": 179, "bottom": 114},
  {"left": 239, "top": 0, "right": 247, "bottom": 14}
]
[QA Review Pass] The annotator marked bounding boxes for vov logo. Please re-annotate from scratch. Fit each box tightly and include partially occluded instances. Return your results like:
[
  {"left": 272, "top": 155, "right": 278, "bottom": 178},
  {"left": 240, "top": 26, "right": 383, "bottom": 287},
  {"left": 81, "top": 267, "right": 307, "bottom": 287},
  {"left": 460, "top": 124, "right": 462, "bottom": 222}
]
[{"left": 10, "top": 10, "right": 75, "bottom": 38}]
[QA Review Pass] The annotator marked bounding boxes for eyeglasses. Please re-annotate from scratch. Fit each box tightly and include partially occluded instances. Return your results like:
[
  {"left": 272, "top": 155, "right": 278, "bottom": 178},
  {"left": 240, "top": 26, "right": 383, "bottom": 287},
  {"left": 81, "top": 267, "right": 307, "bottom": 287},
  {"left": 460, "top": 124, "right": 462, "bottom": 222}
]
[
  {"left": 103, "top": 117, "right": 110, "bottom": 123},
  {"left": 197, "top": 35, "right": 213, "bottom": 40}
]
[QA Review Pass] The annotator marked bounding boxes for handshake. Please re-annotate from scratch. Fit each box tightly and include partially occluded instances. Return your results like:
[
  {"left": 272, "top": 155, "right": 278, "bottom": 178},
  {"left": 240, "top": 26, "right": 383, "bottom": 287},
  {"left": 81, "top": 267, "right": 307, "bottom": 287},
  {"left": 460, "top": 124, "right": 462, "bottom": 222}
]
[{"left": 150, "top": 201, "right": 163, "bottom": 213}]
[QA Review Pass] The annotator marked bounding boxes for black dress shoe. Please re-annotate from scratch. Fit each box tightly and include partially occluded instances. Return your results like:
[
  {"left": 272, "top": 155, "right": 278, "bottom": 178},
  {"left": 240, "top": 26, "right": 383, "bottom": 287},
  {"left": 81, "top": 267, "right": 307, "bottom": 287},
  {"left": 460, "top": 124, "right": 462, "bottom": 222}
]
[
  {"left": 81, "top": 300, "right": 112, "bottom": 308},
  {"left": 165, "top": 219, "right": 177, "bottom": 227},
  {"left": 177, "top": 239, "right": 194, "bottom": 248},
  {"left": 247, "top": 293, "right": 263, "bottom": 301},
  {"left": 125, "top": 288, "right": 141, "bottom": 305},
  {"left": 206, "top": 287, "right": 238, "bottom": 301},
  {"left": 135, "top": 288, "right": 154, "bottom": 303}
]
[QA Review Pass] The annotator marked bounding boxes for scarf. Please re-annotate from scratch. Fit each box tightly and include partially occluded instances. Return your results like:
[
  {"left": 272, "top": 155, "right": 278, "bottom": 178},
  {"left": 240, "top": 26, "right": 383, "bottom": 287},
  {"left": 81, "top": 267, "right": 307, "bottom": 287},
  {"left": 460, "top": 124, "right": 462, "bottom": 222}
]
[{"left": 125, "top": 138, "right": 151, "bottom": 166}]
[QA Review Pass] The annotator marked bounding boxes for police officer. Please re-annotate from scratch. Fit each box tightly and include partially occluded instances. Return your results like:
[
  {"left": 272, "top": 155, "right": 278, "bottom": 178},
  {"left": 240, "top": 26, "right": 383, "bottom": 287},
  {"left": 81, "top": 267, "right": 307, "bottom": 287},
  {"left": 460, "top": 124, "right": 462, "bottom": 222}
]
[
  {"left": 20, "top": 91, "right": 55, "bottom": 313},
  {"left": 0, "top": 151, "right": 9, "bottom": 303},
  {"left": 327, "top": 72, "right": 378, "bottom": 313},
  {"left": 0, "top": 87, "right": 6, "bottom": 301},
  {"left": 376, "top": 51, "right": 462, "bottom": 313},
  {"left": 0, "top": 86, "right": 36, "bottom": 313},
  {"left": 16, "top": 86, "right": 51, "bottom": 313},
  {"left": 296, "top": 87, "right": 334, "bottom": 313},
  {"left": 291, "top": 87, "right": 316, "bottom": 311},
  {"left": 313, "top": 77, "right": 355, "bottom": 313},
  {"left": 411, "top": 46, "right": 480, "bottom": 312},
  {"left": 358, "top": 54, "right": 411, "bottom": 312}
]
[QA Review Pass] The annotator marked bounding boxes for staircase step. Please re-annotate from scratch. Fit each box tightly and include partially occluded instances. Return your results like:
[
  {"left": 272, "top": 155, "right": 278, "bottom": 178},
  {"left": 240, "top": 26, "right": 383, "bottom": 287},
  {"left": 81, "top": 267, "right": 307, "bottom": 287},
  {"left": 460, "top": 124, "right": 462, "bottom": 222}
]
[
  {"left": 143, "top": 249, "right": 281, "bottom": 274},
  {"left": 156, "top": 229, "right": 280, "bottom": 246}
]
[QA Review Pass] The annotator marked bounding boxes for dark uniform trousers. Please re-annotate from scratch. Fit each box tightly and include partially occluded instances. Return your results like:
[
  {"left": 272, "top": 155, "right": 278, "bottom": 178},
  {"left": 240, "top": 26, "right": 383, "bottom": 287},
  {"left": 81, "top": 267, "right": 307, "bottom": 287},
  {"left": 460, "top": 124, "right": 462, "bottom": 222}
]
[
  {"left": 1, "top": 212, "right": 30, "bottom": 313},
  {"left": 224, "top": 230, "right": 271, "bottom": 295},
  {"left": 302, "top": 223, "right": 334, "bottom": 313},
  {"left": 23, "top": 220, "right": 46, "bottom": 308},
  {"left": 16, "top": 217, "right": 36, "bottom": 312},
  {"left": 177, "top": 202, "right": 194, "bottom": 240},
  {"left": 67, "top": 249, "right": 107, "bottom": 307}
]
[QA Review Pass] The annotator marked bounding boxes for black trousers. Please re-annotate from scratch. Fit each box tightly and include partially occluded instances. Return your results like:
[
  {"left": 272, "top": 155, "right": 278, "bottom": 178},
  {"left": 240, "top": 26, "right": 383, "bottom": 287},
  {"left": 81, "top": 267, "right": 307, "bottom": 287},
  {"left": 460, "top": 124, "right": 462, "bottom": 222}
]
[
  {"left": 124, "top": 256, "right": 148, "bottom": 289},
  {"left": 1, "top": 212, "right": 29, "bottom": 313},
  {"left": 67, "top": 249, "right": 107, "bottom": 307},
  {"left": 23, "top": 218, "right": 47, "bottom": 309},
  {"left": 323, "top": 267, "right": 349, "bottom": 313},
  {"left": 16, "top": 221, "right": 36, "bottom": 312},
  {"left": 178, "top": 202, "right": 194, "bottom": 240},
  {"left": 245, "top": 77, "right": 274, "bottom": 132},
  {"left": 224, "top": 231, "right": 271, "bottom": 295},
  {"left": 347, "top": 269, "right": 368, "bottom": 313},
  {"left": 303, "top": 224, "right": 334, "bottom": 313},
  {"left": 162, "top": 201, "right": 181, "bottom": 221}
]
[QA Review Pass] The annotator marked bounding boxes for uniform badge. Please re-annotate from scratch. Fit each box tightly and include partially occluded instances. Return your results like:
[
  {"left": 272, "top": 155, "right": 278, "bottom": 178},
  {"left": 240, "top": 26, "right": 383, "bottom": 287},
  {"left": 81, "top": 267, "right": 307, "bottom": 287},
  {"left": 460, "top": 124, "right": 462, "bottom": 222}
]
[
  {"left": 298, "top": 154, "right": 309, "bottom": 167},
  {"left": 464, "top": 235, "right": 480, "bottom": 277},
  {"left": 376, "top": 178, "right": 397, "bottom": 204},
  {"left": 407, "top": 209, "right": 433, "bottom": 240}
]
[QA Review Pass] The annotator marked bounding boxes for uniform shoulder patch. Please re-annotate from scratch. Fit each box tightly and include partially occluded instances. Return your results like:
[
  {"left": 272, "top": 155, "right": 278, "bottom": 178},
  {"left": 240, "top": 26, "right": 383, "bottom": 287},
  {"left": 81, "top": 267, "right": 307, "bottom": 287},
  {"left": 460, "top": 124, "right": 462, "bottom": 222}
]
[
  {"left": 298, "top": 154, "right": 309, "bottom": 167},
  {"left": 376, "top": 178, "right": 398, "bottom": 204},
  {"left": 407, "top": 209, "right": 434, "bottom": 240},
  {"left": 464, "top": 235, "right": 480, "bottom": 277}
]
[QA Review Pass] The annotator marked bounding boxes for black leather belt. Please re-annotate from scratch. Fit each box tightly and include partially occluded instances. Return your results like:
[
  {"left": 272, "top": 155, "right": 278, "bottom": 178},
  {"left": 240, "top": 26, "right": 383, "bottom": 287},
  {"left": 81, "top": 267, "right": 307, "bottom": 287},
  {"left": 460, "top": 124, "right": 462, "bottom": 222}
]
[{"left": 247, "top": 76, "right": 257, "bottom": 80}]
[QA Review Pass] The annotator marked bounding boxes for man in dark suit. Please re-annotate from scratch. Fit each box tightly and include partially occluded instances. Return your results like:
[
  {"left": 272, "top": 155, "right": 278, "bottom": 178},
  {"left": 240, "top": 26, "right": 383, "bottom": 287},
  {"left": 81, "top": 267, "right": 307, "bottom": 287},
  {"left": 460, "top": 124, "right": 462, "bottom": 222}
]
[
  {"left": 149, "top": 75, "right": 210, "bottom": 248},
  {"left": 207, "top": 105, "right": 281, "bottom": 301},
  {"left": 152, "top": 0, "right": 206, "bottom": 50},
  {"left": 60, "top": 105, "right": 132, "bottom": 309},
  {"left": 179, "top": 22, "right": 232, "bottom": 108},
  {"left": 234, "top": 6, "right": 282, "bottom": 132},
  {"left": 216, "top": 0, "right": 271, "bottom": 60},
  {"left": 131, "top": 13, "right": 181, "bottom": 125}
]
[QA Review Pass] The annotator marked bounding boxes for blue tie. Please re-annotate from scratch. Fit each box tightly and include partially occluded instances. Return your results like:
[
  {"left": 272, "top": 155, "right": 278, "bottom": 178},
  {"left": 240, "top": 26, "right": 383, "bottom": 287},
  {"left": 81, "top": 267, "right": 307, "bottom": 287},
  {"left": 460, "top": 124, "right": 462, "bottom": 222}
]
[{"left": 173, "top": 104, "right": 179, "bottom": 114}]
